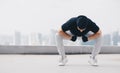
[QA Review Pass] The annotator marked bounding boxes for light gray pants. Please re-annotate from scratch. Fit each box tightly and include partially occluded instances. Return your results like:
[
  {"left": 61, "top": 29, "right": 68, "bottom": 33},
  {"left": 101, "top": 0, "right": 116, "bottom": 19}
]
[{"left": 55, "top": 32, "right": 102, "bottom": 58}]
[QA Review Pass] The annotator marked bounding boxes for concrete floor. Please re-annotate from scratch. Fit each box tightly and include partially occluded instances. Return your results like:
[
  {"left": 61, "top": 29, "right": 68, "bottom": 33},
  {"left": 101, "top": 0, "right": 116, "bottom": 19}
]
[{"left": 0, "top": 54, "right": 120, "bottom": 73}]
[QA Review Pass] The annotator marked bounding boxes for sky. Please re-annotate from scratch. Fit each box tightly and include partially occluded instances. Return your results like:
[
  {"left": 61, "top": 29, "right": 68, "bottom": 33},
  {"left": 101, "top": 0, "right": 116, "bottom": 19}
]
[{"left": 0, "top": 0, "right": 120, "bottom": 35}]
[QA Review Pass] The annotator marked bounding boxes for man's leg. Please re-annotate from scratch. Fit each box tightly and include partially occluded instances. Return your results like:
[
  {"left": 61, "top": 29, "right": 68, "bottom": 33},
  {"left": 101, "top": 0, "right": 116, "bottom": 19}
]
[
  {"left": 92, "top": 36, "right": 102, "bottom": 58},
  {"left": 89, "top": 36, "right": 102, "bottom": 66},
  {"left": 55, "top": 33, "right": 67, "bottom": 66}
]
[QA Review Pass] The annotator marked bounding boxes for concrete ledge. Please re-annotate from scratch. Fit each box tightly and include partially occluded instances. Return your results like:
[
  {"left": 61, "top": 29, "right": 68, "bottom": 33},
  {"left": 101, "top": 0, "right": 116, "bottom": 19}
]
[{"left": 0, "top": 46, "right": 120, "bottom": 54}]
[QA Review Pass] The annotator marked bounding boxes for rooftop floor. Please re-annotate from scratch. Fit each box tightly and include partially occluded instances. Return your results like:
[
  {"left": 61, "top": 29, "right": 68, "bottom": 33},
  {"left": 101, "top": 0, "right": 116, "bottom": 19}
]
[{"left": 0, "top": 54, "right": 120, "bottom": 73}]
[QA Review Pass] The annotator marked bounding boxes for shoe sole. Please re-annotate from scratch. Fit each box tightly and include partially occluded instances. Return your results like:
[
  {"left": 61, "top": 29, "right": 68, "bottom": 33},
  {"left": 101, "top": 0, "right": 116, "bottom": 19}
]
[
  {"left": 88, "top": 61, "right": 98, "bottom": 67},
  {"left": 58, "top": 59, "right": 68, "bottom": 66}
]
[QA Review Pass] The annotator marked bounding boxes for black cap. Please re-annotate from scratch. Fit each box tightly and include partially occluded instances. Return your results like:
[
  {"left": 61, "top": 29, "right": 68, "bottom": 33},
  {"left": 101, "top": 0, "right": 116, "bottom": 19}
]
[{"left": 76, "top": 15, "right": 88, "bottom": 29}]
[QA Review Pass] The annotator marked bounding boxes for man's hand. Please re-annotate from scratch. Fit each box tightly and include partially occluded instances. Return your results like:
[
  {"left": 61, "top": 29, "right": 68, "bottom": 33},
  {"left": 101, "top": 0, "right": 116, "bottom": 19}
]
[
  {"left": 71, "top": 36, "right": 77, "bottom": 42},
  {"left": 82, "top": 35, "right": 88, "bottom": 42}
]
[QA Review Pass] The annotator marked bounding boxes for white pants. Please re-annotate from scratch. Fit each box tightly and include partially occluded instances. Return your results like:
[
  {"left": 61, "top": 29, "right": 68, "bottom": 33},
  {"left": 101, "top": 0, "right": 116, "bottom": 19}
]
[{"left": 55, "top": 31, "right": 102, "bottom": 58}]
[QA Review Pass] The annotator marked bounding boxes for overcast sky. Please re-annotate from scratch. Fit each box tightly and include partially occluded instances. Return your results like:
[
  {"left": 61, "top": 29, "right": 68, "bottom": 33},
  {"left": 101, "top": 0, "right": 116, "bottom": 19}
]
[{"left": 0, "top": 0, "right": 120, "bottom": 35}]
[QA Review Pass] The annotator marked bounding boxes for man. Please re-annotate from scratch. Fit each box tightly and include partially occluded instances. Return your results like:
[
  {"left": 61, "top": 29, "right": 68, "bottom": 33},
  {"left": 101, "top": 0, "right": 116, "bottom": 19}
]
[{"left": 55, "top": 15, "right": 102, "bottom": 66}]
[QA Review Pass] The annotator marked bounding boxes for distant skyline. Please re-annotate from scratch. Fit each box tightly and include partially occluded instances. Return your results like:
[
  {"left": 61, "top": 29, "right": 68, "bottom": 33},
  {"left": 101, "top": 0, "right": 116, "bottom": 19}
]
[
  {"left": 0, "top": 29, "right": 119, "bottom": 46},
  {"left": 0, "top": 0, "right": 120, "bottom": 35}
]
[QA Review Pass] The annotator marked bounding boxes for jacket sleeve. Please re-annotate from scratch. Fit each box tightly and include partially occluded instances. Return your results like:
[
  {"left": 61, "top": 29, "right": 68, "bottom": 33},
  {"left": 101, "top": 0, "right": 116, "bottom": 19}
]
[
  {"left": 61, "top": 18, "right": 75, "bottom": 32},
  {"left": 89, "top": 22, "right": 100, "bottom": 33}
]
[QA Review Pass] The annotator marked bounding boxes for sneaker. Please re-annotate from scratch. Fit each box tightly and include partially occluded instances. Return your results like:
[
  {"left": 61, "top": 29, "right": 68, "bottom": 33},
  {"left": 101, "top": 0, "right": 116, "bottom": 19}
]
[
  {"left": 88, "top": 56, "right": 98, "bottom": 66},
  {"left": 59, "top": 56, "right": 68, "bottom": 66}
]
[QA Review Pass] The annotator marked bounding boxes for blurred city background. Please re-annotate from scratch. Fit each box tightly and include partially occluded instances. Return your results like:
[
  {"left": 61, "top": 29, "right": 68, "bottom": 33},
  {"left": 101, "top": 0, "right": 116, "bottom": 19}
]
[
  {"left": 0, "top": 30, "right": 120, "bottom": 46},
  {"left": 0, "top": 0, "right": 120, "bottom": 46}
]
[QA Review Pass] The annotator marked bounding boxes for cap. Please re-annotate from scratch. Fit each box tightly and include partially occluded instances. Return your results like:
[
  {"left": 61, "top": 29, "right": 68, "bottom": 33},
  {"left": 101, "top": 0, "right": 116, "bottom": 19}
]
[{"left": 76, "top": 15, "right": 88, "bottom": 29}]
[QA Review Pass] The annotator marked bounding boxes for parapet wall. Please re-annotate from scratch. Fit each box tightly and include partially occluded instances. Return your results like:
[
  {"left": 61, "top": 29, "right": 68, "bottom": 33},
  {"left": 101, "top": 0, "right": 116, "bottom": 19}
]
[{"left": 0, "top": 46, "right": 119, "bottom": 54}]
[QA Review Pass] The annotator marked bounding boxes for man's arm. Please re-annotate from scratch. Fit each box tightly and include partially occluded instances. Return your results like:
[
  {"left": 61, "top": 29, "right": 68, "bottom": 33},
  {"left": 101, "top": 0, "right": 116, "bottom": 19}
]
[
  {"left": 88, "top": 29, "right": 102, "bottom": 41},
  {"left": 58, "top": 17, "right": 77, "bottom": 41},
  {"left": 58, "top": 28, "right": 72, "bottom": 40}
]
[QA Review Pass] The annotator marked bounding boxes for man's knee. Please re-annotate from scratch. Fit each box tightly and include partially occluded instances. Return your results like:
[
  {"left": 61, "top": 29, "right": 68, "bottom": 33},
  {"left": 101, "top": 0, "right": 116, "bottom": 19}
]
[{"left": 55, "top": 33, "right": 61, "bottom": 38}]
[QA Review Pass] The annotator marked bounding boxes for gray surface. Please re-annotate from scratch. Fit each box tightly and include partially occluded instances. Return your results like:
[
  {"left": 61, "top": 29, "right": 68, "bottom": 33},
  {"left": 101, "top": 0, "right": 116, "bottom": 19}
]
[
  {"left": 0, "top": 54, "right": 120, "bottom": 73},
  {"left": 0, "top": 46, "right": 120, "bottom": 54}
]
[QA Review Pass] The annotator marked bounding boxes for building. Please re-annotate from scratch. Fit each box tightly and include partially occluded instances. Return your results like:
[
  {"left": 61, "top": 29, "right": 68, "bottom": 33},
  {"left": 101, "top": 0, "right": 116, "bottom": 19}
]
[{"left": 14, "top": 31, "right": 21, "bottom": 45}]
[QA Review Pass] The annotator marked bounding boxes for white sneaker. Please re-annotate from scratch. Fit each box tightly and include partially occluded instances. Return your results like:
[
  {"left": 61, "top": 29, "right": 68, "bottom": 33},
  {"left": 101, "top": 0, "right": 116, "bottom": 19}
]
[
  {"left": 88, "top": 56, "right": 98, "bottom": 66},
  {"left": 59, "top": 56, "right": 68, "bottom": 66}
]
